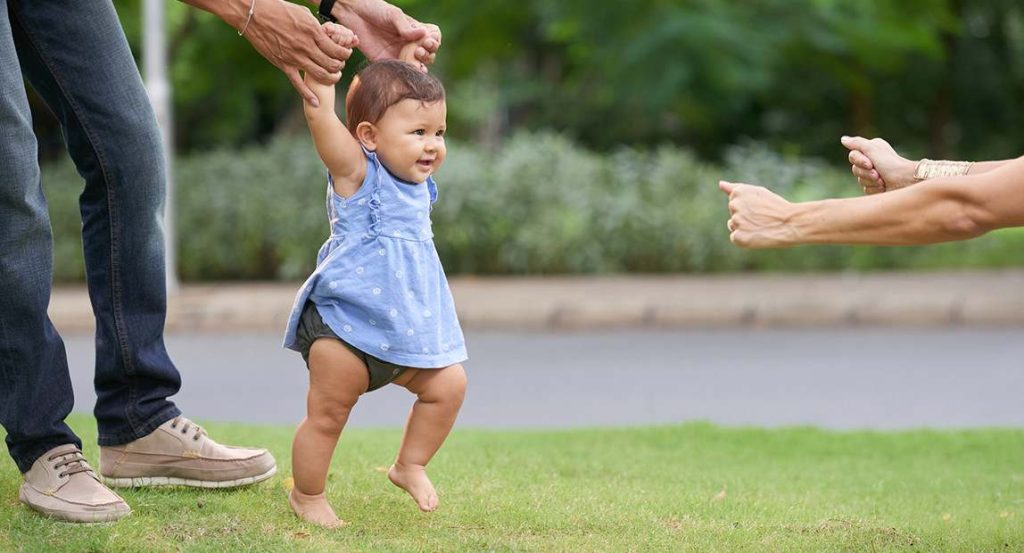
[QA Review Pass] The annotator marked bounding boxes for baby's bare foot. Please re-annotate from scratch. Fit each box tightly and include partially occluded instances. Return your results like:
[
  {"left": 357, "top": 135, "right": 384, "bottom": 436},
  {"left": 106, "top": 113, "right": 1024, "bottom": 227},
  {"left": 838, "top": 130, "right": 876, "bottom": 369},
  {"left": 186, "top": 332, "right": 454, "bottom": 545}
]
[
  {"left": 289, "top": 488, "right": 345, "bottom": 528},
  {"left": 387, "top": 463, "right": 439, "bottom": 512}
]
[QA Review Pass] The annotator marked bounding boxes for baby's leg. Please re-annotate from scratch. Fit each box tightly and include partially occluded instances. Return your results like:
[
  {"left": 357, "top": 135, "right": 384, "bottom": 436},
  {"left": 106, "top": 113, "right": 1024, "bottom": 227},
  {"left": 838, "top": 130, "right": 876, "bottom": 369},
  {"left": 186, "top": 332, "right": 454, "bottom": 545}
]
[
  {"left": 388, "top": 363, "right": 467, "bottom": 512},
  {"left": 290, "top": 338, "right": 369, "bottom": 528}
]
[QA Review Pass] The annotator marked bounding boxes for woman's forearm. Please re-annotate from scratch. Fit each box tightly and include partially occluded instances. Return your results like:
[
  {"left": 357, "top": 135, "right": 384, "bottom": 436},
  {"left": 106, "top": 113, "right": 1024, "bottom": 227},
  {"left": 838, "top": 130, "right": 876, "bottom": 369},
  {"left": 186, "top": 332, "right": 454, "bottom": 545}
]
[
  {"left": 727, "top": 149, "right": 1024, "bottom": 249},
  {"left": 178, "top": 0, "right": 250, "bottom": 30},
  {"left": 786, "top": 156, "right": 1024, "bottom": 246},
  {"left": 787, "top": 176, "right": 994, "bottom": 246},
  {"left": 967, "top": 158, "right": 1020, "bottom": 175}
]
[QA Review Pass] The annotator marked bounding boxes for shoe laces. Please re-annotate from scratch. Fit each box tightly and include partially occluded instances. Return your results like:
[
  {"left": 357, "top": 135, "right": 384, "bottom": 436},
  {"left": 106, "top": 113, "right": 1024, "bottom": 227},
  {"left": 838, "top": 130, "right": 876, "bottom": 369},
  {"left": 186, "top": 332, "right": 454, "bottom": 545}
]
[
  {"left": 47, "top": 447, "right": 93, "bottom": 479},
  {"left": 169, "top": 416, "right": 206, "bottom": 442}
]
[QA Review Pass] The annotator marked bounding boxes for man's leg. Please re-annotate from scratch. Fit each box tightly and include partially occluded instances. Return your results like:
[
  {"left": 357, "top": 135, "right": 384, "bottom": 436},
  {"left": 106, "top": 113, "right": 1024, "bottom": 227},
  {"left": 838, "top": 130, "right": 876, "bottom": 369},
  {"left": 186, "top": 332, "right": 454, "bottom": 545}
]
[
  {"left": 9, "top": 0, "right": 274, "bottom": 490},
  {"left": 0, "top": 0, "right": 81, "bottom": 475},
  {"left": 1, "top": 1, "right": 132, "bottom": 523},
  {"left": 9, "top": 0, "right": 182, "bottom": 445}
]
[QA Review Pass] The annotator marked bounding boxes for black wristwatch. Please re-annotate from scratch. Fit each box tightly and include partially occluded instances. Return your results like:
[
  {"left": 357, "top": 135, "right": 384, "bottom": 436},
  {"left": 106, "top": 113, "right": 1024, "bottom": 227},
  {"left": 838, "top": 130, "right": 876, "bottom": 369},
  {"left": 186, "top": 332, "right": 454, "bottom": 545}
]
[{"left": 318, "top": 0, "right": 338, "bottom": 23}]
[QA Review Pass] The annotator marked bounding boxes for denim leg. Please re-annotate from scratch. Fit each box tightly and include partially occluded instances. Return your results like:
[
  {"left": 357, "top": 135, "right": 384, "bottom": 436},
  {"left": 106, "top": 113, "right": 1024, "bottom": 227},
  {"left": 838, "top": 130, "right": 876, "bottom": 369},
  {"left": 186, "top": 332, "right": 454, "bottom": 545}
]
[
  {"left": 9, "top": 0, "right": 181, "bottom": 447},
  {"left": 0, "top": 1, "right": 82, "bottom": 474}
]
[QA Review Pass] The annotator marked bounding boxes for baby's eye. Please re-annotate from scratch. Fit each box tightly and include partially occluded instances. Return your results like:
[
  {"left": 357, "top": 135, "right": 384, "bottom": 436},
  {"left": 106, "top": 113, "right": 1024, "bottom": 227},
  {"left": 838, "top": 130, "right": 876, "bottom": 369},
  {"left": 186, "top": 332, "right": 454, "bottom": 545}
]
[
  {"left": 412, "top": 129, "right": 426, "bottom": 136},
  {"left": 435, "top": 129, "right": 446, "bottom": 137}
]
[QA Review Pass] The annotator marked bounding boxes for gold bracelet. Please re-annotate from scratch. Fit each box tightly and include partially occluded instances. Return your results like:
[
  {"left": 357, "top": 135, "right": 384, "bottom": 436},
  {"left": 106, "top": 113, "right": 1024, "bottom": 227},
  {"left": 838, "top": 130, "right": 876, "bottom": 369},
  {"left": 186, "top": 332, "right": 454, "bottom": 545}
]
[
  {"left": 913, "top": 159, "right": 974, "bottom": 181},
  {"left": 238, "top": 0, "right": 256, "bottom": 37}
]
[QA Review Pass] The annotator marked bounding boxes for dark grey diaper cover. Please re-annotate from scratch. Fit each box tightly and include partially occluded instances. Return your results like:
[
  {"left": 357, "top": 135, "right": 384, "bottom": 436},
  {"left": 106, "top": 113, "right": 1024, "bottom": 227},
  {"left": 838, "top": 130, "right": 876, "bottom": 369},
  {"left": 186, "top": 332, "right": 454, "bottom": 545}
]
[{"left": 294, "top": 302, "right": 409, "bottom": 391}]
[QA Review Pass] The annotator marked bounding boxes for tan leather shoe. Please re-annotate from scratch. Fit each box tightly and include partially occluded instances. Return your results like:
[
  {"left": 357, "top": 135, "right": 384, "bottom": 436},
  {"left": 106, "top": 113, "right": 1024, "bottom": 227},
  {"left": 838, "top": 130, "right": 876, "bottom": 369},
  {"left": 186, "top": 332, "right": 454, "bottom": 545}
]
[
  {"left": 19, "top": 444, "right": 131, "bottom": 523},
  {"left": 99, "top": 416, "right": 276, "bottom": 489}
]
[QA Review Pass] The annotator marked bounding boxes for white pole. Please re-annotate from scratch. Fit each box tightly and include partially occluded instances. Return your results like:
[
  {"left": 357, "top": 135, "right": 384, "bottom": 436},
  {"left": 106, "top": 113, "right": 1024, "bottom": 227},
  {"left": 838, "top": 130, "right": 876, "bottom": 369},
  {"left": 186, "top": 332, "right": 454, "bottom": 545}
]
[{"left": 143, "top": 0, "right": 178, "bottom": 293}]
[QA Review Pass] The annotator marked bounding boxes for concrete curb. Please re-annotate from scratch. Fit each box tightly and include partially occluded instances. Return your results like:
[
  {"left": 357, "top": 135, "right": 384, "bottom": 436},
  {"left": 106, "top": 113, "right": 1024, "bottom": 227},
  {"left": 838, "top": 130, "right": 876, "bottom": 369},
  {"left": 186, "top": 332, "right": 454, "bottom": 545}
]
[{"left": 49, "top": 271, "right": 1024, "bottom": 334}]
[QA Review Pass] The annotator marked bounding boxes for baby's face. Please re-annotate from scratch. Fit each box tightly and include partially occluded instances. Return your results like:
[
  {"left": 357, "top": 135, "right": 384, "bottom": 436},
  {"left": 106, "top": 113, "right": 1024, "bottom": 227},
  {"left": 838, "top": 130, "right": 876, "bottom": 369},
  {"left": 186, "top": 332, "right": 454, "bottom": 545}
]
[{"left": 371, "top": 99, "right": 447, "bottom": 183}]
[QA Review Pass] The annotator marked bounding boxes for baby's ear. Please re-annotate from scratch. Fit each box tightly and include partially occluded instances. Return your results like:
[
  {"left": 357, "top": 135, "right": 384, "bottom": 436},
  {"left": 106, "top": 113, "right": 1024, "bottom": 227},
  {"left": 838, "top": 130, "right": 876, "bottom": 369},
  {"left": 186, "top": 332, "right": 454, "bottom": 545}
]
[{"left": 355, "top": 122, "right": 377, "bottom": 151}]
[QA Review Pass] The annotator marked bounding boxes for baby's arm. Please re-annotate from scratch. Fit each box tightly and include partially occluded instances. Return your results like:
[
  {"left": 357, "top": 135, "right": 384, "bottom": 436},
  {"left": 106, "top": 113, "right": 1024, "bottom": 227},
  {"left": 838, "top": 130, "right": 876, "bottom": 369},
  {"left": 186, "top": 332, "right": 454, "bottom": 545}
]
[{"left": 303, "top": 24, "right": 365, "bottom": 196}]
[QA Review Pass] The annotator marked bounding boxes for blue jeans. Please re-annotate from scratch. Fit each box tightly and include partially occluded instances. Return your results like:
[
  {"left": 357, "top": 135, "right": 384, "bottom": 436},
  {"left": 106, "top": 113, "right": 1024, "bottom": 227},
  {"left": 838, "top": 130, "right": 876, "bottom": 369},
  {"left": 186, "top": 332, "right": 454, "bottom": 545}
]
[{"left": 1, "top": 0, "right": 181, "bottom": 473}]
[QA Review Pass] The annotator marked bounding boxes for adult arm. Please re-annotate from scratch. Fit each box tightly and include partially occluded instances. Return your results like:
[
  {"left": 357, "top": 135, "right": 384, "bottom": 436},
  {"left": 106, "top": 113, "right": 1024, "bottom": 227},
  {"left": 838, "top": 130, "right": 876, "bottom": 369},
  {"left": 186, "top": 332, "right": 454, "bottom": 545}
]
[
  {"left": 719, "top": 155, "right": 1024, "bottom": 248},
  {"left": 179, "top": 0, "right": 350, "bottom": 107},
  {"left": 303, "top": 0, "right": 441, "bottom": 65},
  {"left": 841, "top": 136, "right": 1021, "bottom": 193}
]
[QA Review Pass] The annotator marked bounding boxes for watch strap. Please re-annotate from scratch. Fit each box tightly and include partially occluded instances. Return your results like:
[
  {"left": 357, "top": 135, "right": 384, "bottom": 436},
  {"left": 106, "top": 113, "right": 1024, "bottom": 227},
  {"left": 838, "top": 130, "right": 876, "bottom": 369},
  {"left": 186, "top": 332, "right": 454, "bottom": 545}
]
[{"left": 318, "top": 0, "right": 338, "bottom": 23}]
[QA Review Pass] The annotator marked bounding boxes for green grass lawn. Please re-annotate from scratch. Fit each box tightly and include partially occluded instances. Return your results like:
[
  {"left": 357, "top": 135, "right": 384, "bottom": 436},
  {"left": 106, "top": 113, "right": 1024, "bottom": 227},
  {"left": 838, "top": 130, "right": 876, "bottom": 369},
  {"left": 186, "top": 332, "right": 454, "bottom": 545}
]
[{"left": 1, "top": 415, "right": 1022, "bottom": 552}]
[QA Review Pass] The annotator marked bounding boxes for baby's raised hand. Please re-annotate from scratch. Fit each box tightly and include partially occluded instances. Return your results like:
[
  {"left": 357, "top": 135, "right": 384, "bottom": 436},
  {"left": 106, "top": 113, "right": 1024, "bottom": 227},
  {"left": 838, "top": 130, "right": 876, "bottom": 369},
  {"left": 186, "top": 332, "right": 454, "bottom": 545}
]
[
  {"left": 398, "top": 42, "right": 428, "bottom": 73},
  {"left": 322, "top": 22, "right": 359, "bottom": 71}
]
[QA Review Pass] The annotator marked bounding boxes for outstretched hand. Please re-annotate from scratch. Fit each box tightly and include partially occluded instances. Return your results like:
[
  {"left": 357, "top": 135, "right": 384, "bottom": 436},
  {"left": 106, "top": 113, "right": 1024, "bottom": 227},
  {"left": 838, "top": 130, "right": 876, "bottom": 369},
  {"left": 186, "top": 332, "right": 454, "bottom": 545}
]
[
  {"left": 841, "top": 136, "right": 917, "bottom": 195},
  {"left": 718, "top": 180, "right": 798, "bottom": 249},
  {"left": 331, "top": 0, "right": 441, "bottom": 66},
  {"left": 239, "top": 0, "right": 355, "bottom": 107}
]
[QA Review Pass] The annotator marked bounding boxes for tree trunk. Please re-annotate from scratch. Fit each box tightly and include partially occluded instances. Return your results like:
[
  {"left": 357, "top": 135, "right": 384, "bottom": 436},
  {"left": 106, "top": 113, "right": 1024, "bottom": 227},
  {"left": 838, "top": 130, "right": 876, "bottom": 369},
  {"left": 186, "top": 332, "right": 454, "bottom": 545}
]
[{"left": 930, "top": 0, "right": 965, "bottom": 158}]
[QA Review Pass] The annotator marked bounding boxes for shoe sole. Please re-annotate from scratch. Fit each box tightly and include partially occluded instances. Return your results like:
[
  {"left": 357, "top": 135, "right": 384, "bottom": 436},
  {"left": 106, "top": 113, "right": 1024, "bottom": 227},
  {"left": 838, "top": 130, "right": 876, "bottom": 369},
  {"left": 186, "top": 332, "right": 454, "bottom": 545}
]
[
  {"left": 18, "top": 486, "right": 131, "bottom": 523},
  {"left": 100, "top": 465, "right": 277, "bottom": 489}
]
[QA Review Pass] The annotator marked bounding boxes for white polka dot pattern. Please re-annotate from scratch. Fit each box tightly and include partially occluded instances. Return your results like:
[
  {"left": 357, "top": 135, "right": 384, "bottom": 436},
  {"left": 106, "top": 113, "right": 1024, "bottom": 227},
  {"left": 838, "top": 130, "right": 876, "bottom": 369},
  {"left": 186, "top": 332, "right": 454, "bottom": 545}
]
[{"left": 282, "top": 151, "right": 466, "bottom": 367}]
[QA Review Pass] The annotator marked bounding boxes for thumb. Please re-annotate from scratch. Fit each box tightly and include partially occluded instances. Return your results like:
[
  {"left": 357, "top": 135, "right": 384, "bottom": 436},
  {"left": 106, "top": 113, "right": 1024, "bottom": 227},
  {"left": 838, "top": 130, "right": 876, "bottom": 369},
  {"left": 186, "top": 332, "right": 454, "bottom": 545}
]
[
  {"left": 840, "top": 135, "right": 869, "bottom": 153},
  {"left": 718, "top": 180, "right": 738, "bottom": 195}
]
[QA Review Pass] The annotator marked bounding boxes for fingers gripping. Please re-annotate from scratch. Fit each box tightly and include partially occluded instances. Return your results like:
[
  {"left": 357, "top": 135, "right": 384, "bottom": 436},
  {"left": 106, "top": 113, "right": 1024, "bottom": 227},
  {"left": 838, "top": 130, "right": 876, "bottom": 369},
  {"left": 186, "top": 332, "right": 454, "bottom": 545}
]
[
  {"left": 399, "top": 42, "right": 427, "bottom": 72},
  {"left": 287, "top": 66, "right": 319, "bottom": 107},
  {"left": 848, "top": 150, "right": 874, "bottom": 170}
]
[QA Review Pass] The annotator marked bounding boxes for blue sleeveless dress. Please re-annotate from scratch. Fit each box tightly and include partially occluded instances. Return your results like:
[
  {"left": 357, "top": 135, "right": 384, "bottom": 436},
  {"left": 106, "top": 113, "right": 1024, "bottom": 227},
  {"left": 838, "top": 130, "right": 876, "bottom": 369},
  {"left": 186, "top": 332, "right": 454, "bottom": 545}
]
[{"left": 283, "top": 150, "right": 467, "bottom": 368}]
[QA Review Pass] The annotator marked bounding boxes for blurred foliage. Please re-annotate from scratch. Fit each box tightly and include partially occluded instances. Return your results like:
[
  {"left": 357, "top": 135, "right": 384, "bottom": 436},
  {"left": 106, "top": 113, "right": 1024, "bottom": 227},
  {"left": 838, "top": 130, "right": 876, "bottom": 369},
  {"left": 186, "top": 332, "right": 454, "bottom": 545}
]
[
  {"left": 29, "top": 1, "right": 1024, "bottom": 280},
  {"left": 25, "top": 0, "right": 1024, "bottom": 163},
  {"left": 42, "top": 133, "right": 1024, "bottom": 282}
]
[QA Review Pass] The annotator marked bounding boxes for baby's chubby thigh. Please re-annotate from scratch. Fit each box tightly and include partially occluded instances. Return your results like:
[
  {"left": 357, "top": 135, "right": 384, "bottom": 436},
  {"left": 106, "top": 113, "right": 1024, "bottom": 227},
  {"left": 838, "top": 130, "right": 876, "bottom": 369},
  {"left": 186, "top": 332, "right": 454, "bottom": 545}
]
[{"left": 307, "top": 339, "right": 372, "bottom": 428}]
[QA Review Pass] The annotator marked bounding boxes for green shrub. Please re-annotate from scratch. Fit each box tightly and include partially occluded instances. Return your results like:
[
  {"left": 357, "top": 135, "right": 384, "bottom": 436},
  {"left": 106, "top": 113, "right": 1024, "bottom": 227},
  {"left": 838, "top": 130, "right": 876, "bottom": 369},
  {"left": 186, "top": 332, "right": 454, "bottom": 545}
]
[{"left": 41, "top": 132, "right": 1023, "bottom": 282}]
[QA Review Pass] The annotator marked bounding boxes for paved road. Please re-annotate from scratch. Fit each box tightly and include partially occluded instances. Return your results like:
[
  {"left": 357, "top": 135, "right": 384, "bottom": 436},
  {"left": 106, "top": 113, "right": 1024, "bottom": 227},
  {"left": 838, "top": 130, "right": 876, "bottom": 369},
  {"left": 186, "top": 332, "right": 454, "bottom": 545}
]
[{"left": 63, "top": 328, "right": 1024, "bottom": 430}]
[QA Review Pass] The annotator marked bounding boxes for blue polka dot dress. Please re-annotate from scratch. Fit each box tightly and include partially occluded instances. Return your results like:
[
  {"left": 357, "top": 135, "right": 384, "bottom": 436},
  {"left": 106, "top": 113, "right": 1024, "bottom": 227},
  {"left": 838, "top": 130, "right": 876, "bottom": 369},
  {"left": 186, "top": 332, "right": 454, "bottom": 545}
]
[{"left": 283, "top": 149, "right": 467, "bottom": 368}]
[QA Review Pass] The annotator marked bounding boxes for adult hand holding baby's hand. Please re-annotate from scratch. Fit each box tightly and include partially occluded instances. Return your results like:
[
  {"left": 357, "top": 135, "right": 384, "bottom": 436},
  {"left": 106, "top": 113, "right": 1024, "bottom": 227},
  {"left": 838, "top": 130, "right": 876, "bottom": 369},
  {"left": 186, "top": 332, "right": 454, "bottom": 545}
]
[
  {"left": 237, "top": 0, "right": 353, "bottom": 107},
  {"left": 329, "top": 0, "right": 441, "bottom": 67},
  {"left": 321, "top": 22, "right": 359, "bottom": 73},
  {"left": 398, "top": 42, "right": 428, "bottom": 73}
]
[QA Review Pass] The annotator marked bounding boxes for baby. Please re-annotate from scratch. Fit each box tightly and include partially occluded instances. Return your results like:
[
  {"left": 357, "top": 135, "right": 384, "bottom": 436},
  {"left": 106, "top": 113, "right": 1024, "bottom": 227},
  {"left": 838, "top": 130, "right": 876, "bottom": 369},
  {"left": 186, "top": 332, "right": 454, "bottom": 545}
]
[{"left": 282, "top": 28, "right": 467, "bottom": 528}]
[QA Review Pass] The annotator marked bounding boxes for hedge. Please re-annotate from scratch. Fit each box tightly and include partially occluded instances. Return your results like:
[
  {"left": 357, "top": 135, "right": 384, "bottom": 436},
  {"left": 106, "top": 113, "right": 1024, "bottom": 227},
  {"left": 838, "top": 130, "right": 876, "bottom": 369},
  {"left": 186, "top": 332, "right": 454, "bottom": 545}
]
[{"left": 40, "top": 132, "right": 1024, "bottom": 282}]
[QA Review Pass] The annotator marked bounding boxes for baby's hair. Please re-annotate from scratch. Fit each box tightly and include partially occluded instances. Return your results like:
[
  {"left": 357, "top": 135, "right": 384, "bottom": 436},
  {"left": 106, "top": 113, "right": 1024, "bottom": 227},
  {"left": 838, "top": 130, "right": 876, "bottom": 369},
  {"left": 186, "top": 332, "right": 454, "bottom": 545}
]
[{"left": 345, "top": 60, "right": 446, "bottom": 133}]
